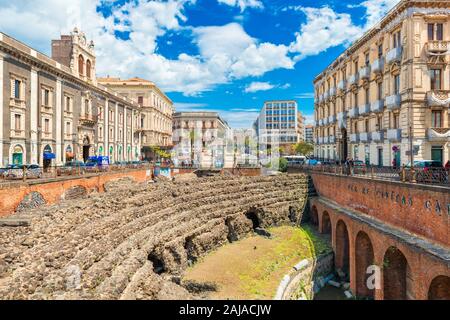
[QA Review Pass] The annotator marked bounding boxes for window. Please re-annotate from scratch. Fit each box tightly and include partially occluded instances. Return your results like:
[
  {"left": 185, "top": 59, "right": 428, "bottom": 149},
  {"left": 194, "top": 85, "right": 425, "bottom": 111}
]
[
  {"left": 86, "top": 60, "right": 91, "bottom": 79},
  {"left": 394, "top": 75, "right": 400, "bottom": 94},
  {"left": 354, "top": 60, "right": 359, "bottom": 73},
  {"left": 44, "top": 118, "right": 50, "bottom": 133},
  {"left": 43, "top": 89, "right": 50, "bottom": 106},
  {"left": 365, "top": 52, "right": 370, "bottom": 66},
  {"left": 99, "top": 126, "right": 103, "bottom": 138},
  {"left": 66, "top": 121, "right": 71, "bottom": 133},
  {"left": 14, "top": 114, "right": 21, "bottom": 130},
  {"left": 393, "top": 30, "right": 401, "bottom": 48},
  {"left": 377, "top": 82, "right": 383, "bottom": 100},
  {"left": 428, "top": 23, "right": 444, "bottom": 41},
  {"left": 354, "top": 92, "right": 358, "bottom": 108},
  {"left": 378, "top": 44, "right": 383, "bottom": 58},
  {"left": 393, "top": 113, "right": 399, "bottom": 129},
  {"left": 365, "top": 119, "right": 369, "bottom": 132},
  {"left": 65, "top": 96, "right": 71, "bottom": 112},
  {"left": 78, "top": 55, "right": 84, "bottom": 75},
  {"left": 365, "top": 87, "right": 370, "bottom": 104},
  {"left": 377, "top": 115, "right": 383, "bottom": 130},
  {"left": 430, "top": 69, "right": 442, "bottom": 90},
  {"left": 431, "top": 111, "right": 442, "bottom": 128},
  {"left": 14, "top": 79, "right": 21, "bottom": 99},
  {"left": 138, "top": 96, "right": 144, "bottom": 105}
]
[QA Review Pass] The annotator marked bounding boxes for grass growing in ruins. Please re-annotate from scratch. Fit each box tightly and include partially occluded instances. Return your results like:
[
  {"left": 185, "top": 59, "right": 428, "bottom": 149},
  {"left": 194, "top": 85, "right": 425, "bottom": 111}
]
[{"left": 183, "top": 225, "right": 332, "bottom": 300}]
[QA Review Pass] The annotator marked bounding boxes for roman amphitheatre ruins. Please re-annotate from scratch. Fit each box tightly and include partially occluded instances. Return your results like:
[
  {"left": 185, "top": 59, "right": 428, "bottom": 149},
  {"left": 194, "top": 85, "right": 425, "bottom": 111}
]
[{"left": 0, "top": 173, "right": 312, "bottom": 300}]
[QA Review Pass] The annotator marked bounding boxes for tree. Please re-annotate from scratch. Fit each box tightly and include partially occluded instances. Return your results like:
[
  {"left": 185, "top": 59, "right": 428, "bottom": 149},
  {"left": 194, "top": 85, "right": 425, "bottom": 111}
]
[{"left": 295, "top": 142, "right": 314, "bottom": 156}]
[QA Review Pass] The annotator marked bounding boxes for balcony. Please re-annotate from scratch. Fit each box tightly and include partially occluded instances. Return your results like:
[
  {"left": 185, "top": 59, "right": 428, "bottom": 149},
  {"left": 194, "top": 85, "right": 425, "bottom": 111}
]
[
  {"left": 337, "top": 80, "right": 347, "bottom": 91},
  {"left": 426, "top": 90, "right": 450, "bottom": 107},
  {"left": 359, "top": 132, "right": 371, "bottom": 142},
  {"left": 358, "top": 103, "right": 370, "bottom": 116},
  {"left": 324, "top": 117, "right": 329, "bottom": 125},
  {"left": 386, "top": 94, "right": 401, "bottom": 110},
  {"left": 387, "top": 128, "right": 402, "bottom": 142},
  {"left": 323, "top": 91, "right": 329, "bottom": 101},
  {"left": 427, "top": 128, "right": 450, "bottom": 142},
  {"left": 359, "top": 66, "right": 371, "bottom": 80},
  {"left": 329, "top": 136, "right": 336, "bottom": 144},
  {"left": 371, "top": 58, "right": 385, "bottom": 74},
  {"left": 370, "top": 99, "right": 384, "bottom": 113},
  {"left": 319, "top": 119, "right": 324, "bottom": 126},
  {"left": 349, "top": 107, "right": 359, "bottom": 118},
  {"left": 328, "top": 114, "right": 336, "bottom": 124},
  {"left": 427, "top": 41, "right": 449, "bottom": 54},
  {"left": 337, "top": 112, "right": 347, "bottom": 129},
  {"left": 348, "top": 74, "right": 358, "bottom": 86},
  {"left": 323, "top": 136, "right": 329, "bottom": 144},
  {"left": 386, "top": 46, "right": 402, "bottom": 64},
  {"left": 350, "top": 133, "right": 360, "bottom": 143},
  {"left": 318, "top": 137, "right": 324, "bottom": 144},
  {"left": 318, "top": 94, "right": 324, "bottom": 104},
  {"left": 79, "top": 114, "right": 98, "bottom": 127},
  {"left": 329, "top": 87, "right": 337, "bottom": 97},
  {"left": 9, "top": 98, "right": 26, "bottom": 109},
  {"left": 371, "top": 131, "right": 384, "bottom": 142}
]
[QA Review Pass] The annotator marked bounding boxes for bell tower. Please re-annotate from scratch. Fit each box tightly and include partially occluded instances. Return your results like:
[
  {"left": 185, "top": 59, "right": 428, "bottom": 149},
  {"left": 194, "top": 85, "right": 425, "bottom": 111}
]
[{"left": 51, "top": 27, "right": 97, "bottom": 84}]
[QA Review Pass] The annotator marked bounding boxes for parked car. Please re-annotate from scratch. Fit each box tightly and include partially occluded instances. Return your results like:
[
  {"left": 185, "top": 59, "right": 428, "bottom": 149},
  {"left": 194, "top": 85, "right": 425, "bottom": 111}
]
[
  {"left": 352, "top": 160, "right": 367, "bottom": 174},
  {"left": 3, "top": 164, "right": 42, "bottom": 180},
  {"left": 57, "top": 161, "right": 86, "bottom": 176},
  {"left": 404, "top": 160, "right": 446, "bottom": 183}
]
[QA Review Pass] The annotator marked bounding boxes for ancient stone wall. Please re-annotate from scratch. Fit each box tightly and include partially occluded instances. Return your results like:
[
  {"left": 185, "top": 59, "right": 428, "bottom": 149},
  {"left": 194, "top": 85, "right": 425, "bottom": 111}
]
[{"left": 0, "top": 174, "right": 308, "bottom": 300}]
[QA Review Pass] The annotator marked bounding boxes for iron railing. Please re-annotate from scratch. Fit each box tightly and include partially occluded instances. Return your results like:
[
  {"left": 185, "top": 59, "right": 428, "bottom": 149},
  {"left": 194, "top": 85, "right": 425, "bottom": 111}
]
[{"left": 289, "top": 163, "right": 449, "bottom": 187}]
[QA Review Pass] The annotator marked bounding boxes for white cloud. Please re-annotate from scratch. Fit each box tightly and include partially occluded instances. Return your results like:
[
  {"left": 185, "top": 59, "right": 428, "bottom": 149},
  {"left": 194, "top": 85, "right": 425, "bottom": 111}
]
[
  {"left": 294, "top": 92, "right": 314, "bottom": 99},
  {"left": 289, "top": 6, "right": 363, "bottom": 59},
  {"left": 217, "top": 0, "right": 263, "bottom": 12},
  {"left": 359, "top": 0, "right": 400, "bottom": 29},
  {"left": 244, "top": 81, "right": 274, "bottom": 93},
  {"left": 0, "top": 1, "right": 294, "bottom": 96}
]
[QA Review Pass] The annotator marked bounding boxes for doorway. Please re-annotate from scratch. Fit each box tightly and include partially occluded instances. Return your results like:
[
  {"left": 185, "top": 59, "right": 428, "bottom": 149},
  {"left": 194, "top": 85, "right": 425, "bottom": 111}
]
[
  {"left": 43, "top": 145, "right": 52, "bottom": 171},
  {"left": 377, "top": 148, "right": 383, "bottom": 167},
  {"left": 82, "top": 136, "right": 90, "bottom": 163},
  {"left": 12, "top": 145, "right": 24, "bottom": 165}
]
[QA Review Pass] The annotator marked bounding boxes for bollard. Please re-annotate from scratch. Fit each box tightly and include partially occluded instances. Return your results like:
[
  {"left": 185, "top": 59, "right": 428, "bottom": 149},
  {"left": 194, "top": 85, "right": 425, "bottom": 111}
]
[
  {"left": 411, "top": 167, "right": 416, "bottom": 183},
  {"left": 401, "top": 166, "right": 406, "bottom": 182}
]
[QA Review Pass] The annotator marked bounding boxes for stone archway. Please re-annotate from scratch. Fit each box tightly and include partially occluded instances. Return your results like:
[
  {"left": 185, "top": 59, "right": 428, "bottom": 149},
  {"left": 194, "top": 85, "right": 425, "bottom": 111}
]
[
  {"left": 383, "top": 246, "right": 413, "bottom": 300},
  {"left": 335, "top": 219, "right": 350, "bottom": 278},
  {"left": 310, "top": 205, "right": 319, "bottom": 226},
  {"left": 355, "top": 231, "right": 375, "bottom": 299},
  {"left": 428, "top": 275, "right": 450, "bottom": 300},
  {"left": 321, "top": 211, "right": 331, "bottom": 234}
]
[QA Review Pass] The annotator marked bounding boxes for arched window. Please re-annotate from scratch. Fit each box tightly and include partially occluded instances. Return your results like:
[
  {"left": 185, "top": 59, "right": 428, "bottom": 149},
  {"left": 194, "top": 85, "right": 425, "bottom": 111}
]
[
  {"left": 86, "top": 59, "right": 91, "bottom": 79},
  {"left": 78, "top": 55, "right": 84, "bottom": 76}
]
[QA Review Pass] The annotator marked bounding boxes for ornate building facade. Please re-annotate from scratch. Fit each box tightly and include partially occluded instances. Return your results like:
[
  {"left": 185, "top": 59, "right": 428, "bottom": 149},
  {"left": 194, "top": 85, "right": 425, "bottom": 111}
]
[
  {"left": 0, "top": 28, "right": 142, "bottom": 167},
  {"left": 314, "top": 0, "right": 450, "bottom": 166},
  {"left": 97, "top": 77, "right": 173, "bottom": 159}
]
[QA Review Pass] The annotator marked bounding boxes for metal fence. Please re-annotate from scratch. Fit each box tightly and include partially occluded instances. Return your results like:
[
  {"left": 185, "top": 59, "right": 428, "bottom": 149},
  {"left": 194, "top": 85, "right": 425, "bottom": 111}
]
[
  {"left": 289, "top": 164, "right": 450, "bottom": 187},
  {"left": 0, "top": 162, "right": 154, "bottom": 183}
]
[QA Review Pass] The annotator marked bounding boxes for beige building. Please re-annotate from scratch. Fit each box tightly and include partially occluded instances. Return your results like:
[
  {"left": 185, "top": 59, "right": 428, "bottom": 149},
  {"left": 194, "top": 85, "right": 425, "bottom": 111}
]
[
  {"left": 172, "top": 112, "right": 232, "bottom": 168},
  {"left": 97, "top": 77, "right": 173, "bottom": 160},
  {"left": 0, "top": 28, "right": 142, "bottom": 167},
  {"left": 314, "top": 0, "right": 450, "bottom": 167},
  {"left": 297, "top": 111, "right": 306, "bottom": 142}
]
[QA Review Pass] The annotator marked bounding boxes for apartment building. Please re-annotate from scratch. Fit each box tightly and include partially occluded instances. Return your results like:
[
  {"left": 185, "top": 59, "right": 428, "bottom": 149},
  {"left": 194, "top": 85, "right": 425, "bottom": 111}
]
[
  {"left": 97, "top": 77, "right": 173, "bottom": 160},
  {"left": 172, "top": 112, "right": 232, "bottom": 168},
  {"left": 314, "top": 0, "right": 450, "bottom": 166},
  {"left": 0, "top": 28, "right": 142, "bottom": 167},
  {"left": 256, "top": 100, "right": 301, "bottom": 148},
  {"left": 305, "top": 124, "right": 314, "bottom": 144}
]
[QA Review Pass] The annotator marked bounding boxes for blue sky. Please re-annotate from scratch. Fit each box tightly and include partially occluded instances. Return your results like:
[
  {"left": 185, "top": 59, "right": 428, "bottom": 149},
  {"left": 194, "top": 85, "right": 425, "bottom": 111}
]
[{"left": 0, "top": 0, "right": 399, "bottom": 127}]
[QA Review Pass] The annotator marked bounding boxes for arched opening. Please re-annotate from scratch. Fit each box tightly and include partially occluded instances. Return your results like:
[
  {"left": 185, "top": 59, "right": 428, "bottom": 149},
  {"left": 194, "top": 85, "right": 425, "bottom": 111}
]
[
  {"left": 86, "top": 59, "right": 91, "bottom": 79},
  {"left": 98, "top": 145, "right": 103, "bottom": 156},
  {"left": 355, "top": 231, "right": 375, "bottom": 299},
  {"left": 383, "top": 246, "right": 412, "bottom": 300},
  {"left": 43, "top": 144, "right": 53, "bottom": 171},
  {"left": 310, "top": 205, "right": 319, "bottom": 226},
  {"left": 321, "top": 211, "right": 331, "bottom": 234},
  {"left": 109, "top": 146, "right": 114, "bottom": 163},
  {"left": 335, "top": 220, "right": 350, "bottom": 278},
  {"left": 78, "top": 55, "right": 84, "bottom": 76},
  {"left": 245, "top": 209, "right": 261, "bottom": 230},
  {"left": 12, "top": 144, "right": 24, "bottom": 165},
  {"left": 82, "top": 136, "right": 90, "bottom": 163},
  {"left": 428, "top": 276, "right": 450, "bottom": 300}
]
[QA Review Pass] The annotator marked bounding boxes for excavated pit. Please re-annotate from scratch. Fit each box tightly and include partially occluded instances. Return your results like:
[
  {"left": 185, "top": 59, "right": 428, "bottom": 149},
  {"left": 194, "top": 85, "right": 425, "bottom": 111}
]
[{"left": 0, "top": 174, "right": 308, "bottom": 300}]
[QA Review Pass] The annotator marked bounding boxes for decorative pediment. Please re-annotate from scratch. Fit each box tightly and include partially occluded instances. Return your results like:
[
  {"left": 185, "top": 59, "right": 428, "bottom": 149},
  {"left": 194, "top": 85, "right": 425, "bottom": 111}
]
[
  {"left": 362, "top": 79, "right": 370, "bottom": 90},
  {"left": 375, "top": 73, "right": 383, "bottom": 83},
  {"left": 350, "top": 84, "right": 359, "bottom": 94}
]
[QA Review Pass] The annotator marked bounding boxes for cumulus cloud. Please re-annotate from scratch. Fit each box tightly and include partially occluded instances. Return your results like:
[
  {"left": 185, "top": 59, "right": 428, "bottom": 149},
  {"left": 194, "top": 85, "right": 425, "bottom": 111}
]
[
  {"left": 217, "top": 0, "right": 263, "bottom": 12},
  {"left": 289, "top": 6, "right": 363, "bottom": 59},
  {"left": 358, "top": 0, "right": 400, "bottom": 29},
  {"left": 0, "top": 0, "right": 294, "bottom": 96},
  {"left": 244, "top": 82, "right": 274, "bottom": 93}
]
